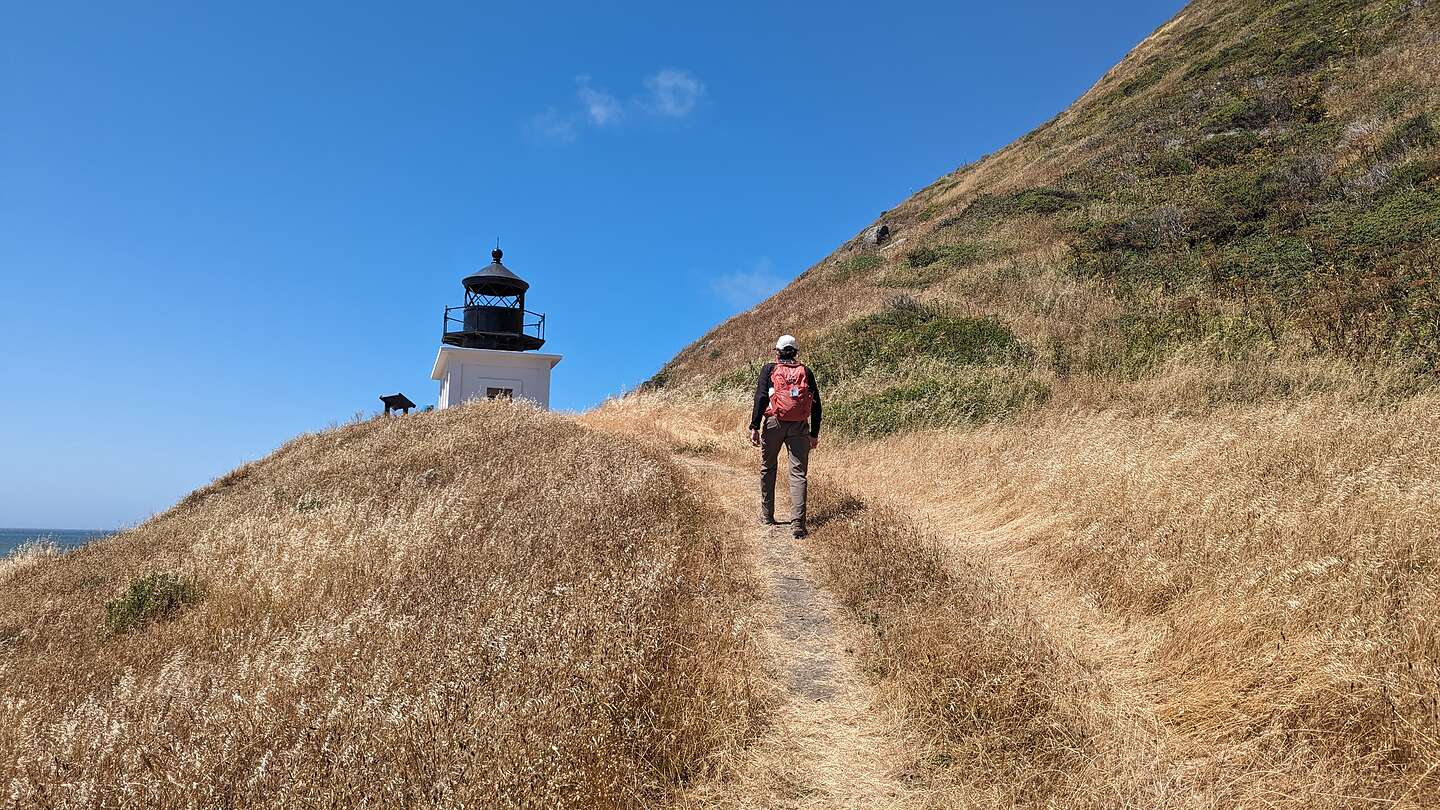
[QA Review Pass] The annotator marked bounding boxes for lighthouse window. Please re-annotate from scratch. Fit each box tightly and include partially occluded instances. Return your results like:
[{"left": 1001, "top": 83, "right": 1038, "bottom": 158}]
[{"left": 486, "top": 387, "right": 514, "bottom": 400}]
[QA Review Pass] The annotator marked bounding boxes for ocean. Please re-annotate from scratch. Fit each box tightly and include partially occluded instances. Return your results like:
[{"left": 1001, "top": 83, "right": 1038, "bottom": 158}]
[{"left": 0, "top": 528, "right": 112, "bottom": 558}]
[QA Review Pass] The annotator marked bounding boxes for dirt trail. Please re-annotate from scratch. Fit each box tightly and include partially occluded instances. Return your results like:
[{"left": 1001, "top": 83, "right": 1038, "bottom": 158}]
[{"left": 676, "top": 456, "right": 919, "bottom": 810}]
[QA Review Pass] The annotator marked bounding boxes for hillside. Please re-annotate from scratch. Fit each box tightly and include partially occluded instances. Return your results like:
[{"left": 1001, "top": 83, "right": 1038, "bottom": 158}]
[
  {"left": 4, "top": 1, "right": 1437, "bottom": 807},
  {"left": 637, "top": 0, "right": 1440, "bottom": 805},
  {"left": 655, "top": 0, "right": 1438, "bottom": 432},
  {"left": 0, "top": 402, "right": 766, "bottom": 807}
]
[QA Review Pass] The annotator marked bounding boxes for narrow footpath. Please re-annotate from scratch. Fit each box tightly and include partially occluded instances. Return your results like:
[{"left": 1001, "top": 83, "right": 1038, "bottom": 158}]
[
  {"left": 676, "top": 456, "right": 919, "bottom": 810},
  {"left": 679, "top": 449, "right": 1207, "bottom": 807}
]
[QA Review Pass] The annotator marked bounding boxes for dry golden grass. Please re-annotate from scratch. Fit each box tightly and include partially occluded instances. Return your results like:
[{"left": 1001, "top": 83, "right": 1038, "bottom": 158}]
[
  {"left": 0, "top": 400, "right": 766, "bottom": 809},
  {"left": 596, "top": 2, "right": 1440, "bottom": 803},
  {"left": 801, "top": 485, "right": 1164, "bottom": 807},
  {"left": 580, "top": 389, "right": 750, "bottom": 463},
  {"left": 828, "top": 391, "right": 1440, "bottom": 806},
  {"left": 585, "top": 392, "right": 1171, "bottom": 806},
  {"left": 598, "top": 387, "right": 1440, "bottom": 805}
]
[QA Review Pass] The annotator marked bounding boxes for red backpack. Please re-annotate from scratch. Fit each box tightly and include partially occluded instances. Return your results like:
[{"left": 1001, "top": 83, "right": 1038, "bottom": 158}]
[{"left": 765, "top": 362, "right": 813, "bottom": 422}]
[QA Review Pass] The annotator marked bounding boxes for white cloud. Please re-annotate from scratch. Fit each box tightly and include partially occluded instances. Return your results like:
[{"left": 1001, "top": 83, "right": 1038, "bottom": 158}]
[
  {"left": 525, "top": 108, "right": 577, "bottom": 143},
  {"left": 576, "top": 75, "right": 624, "bottom": 127},
  {"left": 711, "top": 258, "right": 785, "bottom": 309},
  {"left": 526, "top": 68, "right": 707, "bottom": 142},
  {"left": 642, "top": 68, "right": 705, "bottom": 118}
]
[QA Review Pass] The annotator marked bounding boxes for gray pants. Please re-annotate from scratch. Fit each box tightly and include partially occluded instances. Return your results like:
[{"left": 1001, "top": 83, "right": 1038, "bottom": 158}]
[{"left": 760, "top": 416, "right": 811, "bottom": 526}]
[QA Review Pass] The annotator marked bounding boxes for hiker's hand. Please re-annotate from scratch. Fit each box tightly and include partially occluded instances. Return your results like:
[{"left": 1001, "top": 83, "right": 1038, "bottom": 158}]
[
  {"left": 810, "top": 437, "right": 820, "bottom": 449},
  {"left": 749, "top": 429, "right": 761, "bottom": 447}
]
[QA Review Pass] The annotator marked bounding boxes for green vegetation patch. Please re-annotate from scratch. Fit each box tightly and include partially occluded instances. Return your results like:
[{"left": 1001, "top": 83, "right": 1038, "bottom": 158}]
[
  {"left": 809, "top": 297, "right": 1031, "bottom": 384},
  {"left": 806, "top": 298, "right": 1047, "bottom": 437},
  {"left": 104, "top": 572, "right": 204, "bottom": 635},
  {"left": 711, "top": 363, "right": 762, "bottom": 393},
  {"left": 832, "top": 252, "right": 882, "bottom": 281},
  {"left": 1344, "top": 186, "right": 1440, "bottom": 248},
  {"left": 938, "top": 186, "right": 1085, "bottom": 229},
  {"left": 880, "top": 243, "right": 991, "bottom": 288},
  {"left": 1082, "top": 309, "right": 1274, "bottom": 379},
  {"left": 906, "top": 246, "right": 942, "bottom": 268},
  {"left": 1190, "top": 131, "right": 1262, "bottom": 167},
  {"left": 825, "top": 372, "right": 1050, "bottom": 438},
  {"left": 1184, "top": 0, "right": 1361, "bottom": 79}
]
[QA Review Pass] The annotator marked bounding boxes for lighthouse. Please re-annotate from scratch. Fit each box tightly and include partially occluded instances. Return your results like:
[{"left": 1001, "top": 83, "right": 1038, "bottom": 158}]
[{"left": 431, "top": 247, "right": 562, "bottom": 409}]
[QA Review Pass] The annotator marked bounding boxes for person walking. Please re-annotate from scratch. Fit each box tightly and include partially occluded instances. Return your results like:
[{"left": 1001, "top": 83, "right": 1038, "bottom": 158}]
[{"left": 749, "top": 334, "right": 822, "bottom": 538}]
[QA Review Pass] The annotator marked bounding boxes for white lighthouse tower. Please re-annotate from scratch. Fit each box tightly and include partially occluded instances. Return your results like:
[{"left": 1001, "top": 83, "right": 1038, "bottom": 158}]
[{"left": 431, "top": 247, "right": 562, "bottom": 409}]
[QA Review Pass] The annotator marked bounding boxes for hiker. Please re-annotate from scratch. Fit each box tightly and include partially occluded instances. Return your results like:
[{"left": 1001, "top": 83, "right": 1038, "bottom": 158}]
[{"left": 749, "top": 334, "right": 822, "bottom": 538}]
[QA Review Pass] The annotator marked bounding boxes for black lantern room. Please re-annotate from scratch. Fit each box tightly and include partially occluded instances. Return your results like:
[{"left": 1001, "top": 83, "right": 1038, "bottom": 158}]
[{"left": 442, "top": 248, "right": 546, "bottom": 351}]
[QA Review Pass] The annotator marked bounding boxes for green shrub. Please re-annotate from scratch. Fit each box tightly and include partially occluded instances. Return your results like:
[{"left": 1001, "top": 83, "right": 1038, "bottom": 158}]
[
  {"left": 825, "top": 373, "right": 1050, "bottom": 438},
  {"left": 1205, "top": 94, "right": 1286, "bottom": 132},
  {"left": 809, "top": 298, "right": 1031, "bottom": 385},
  {"left": 1149, "top": 152, "right": 1197, "bottom": 177},
  {"left": 1191, "top": 131, "right": 1261, "bottom": 167},
  {"left": 1377, "top": 113, "right": 1435, "bottom": 160},
  {"left": 832, "top": 252, "right": 883, "bottom": 281},
  {"left": 1008, "top": 188, "right": 1085, "bottom": 214},
  {"left": 1344, "top": 187, "right": 1440, "bottom": 248},
  {"left": 938, "top": 187, "right": 1084, "bottom": 229},
  {"left": 1280, "top": 35, "right": 1341, "bottom": 73},
  {"left": 711, "top": 364, "right": 761, "bottom": 393},
  {"left": 939, "top": 242, "right": 987, "bottom": 266},
  {"left": 1082, "top": 309, "right": 1271, "bottom": 379},
  {"left": 903, "top": 242, "right": 987, "bottom": 271},
  {"left": 104, "top": 573, "right": 203, "bottom": 635},
  {"left": 1391, "top": 156, "right": 1440, "bottom": 188},
  {"left": 906, "top": 247, "right": 940, "bottom": 268}
]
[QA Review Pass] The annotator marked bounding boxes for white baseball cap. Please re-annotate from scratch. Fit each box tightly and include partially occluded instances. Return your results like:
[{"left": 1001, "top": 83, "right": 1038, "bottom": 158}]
[{"left": 775, "top": 334, "right": 797, "bottom": 351}]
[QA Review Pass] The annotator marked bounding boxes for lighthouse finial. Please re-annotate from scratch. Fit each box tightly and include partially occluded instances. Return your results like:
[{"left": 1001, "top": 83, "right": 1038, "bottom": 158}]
[{"left": 492, "top": 238, "right": 503, "bottom": 263}]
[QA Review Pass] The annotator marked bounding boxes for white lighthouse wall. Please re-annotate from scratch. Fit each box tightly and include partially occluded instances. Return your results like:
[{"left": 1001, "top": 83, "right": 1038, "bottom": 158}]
[{"left": 432, "top": 347, "right": 562, "bottom": 410}]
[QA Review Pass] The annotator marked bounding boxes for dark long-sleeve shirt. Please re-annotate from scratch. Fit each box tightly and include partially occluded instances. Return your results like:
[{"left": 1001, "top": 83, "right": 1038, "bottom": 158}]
[{"left": 749, "top": 362, "right": 822, "bottom": 437}]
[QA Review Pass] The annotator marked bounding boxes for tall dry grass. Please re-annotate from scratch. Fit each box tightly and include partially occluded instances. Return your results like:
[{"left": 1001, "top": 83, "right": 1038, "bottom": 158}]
[
  {"left": 801, "top": 485, "right": 1175, "bottom": 807},
  {"left": 0, "top": 400, "right": 765, "bottom": 808},
  {"left": 583, "top": 390, "right": 1179, "bottom": 806},
  {"left": 580, "top": 390, "right": 752, "bottom": 463},
  {"left": 830, "top": 391, "right": 1440, "bottom": 805},
  {"left": 598, "top": 386, "right": 1440, "bottom": 804}
]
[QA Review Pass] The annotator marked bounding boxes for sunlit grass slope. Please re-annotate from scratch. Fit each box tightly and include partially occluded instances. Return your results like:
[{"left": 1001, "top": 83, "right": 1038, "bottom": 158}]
[
  {"left": 629, "top": 1, "right": 1439, "bottom": 800},
  {"left": 655, "top": 0, "right": 1438, "bottom": 430},
  {"left": 0, "top": 401, "right": 764, "bottom": 808},
  {"left": 826, "top": 389, "right": 1440, "bottom": 805},
  {"left": 603, "top": 382, "right": 1440, "bottom": 805}
]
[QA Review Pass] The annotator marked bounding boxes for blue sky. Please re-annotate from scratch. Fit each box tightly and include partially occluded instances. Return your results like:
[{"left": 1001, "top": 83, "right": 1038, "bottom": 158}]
[{"left": 1, "top": 0, "right": 1184, "bottom": 529}]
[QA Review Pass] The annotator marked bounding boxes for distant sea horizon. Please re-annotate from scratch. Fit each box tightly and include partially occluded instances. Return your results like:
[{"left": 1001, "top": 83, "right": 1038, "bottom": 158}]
[{"left": 1, "top": 528, "right": 112, "bottom": 558}]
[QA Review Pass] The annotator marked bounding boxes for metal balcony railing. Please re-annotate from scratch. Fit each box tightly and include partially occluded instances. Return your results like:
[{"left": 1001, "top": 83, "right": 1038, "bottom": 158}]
[{"left": 443, "top": 305, "right": 545, "bottom": 341}]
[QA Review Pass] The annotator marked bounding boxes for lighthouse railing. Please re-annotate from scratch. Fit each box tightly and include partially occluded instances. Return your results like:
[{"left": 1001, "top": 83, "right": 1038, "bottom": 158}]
[{"left": 443, "top": 306, "right": 545, "bottom": 341}]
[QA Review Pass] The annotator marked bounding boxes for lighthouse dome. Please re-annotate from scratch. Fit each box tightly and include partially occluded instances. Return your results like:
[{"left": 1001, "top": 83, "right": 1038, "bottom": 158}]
[{"left": 462, "top": 248, "right": 529, "bottom": 296}]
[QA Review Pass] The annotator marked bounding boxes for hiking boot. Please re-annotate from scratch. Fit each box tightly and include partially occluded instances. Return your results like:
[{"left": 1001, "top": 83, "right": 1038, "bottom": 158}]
[
  {"left": 761, "top": 516, "right": 780, "bottom": 526},
  {"left": 792, "top": 525, "right": 808, "bottom": 539}
]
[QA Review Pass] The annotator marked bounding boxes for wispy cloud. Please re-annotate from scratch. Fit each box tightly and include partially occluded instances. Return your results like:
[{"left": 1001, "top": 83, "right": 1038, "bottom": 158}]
[
  {"left": 711, "top": 258, "right": 785, "bottom": 310},
  {"left": 576, "top": 75, "right": 624, "bottom": 126},
  {"left": 525, "top": 108, "right": 577, "bottom": 143},
  {"left": 526, "top": 68, "right": 706, "bottom": 143},
  {"left": 642, "top": 69, "right": 705, "bottom": 118}
]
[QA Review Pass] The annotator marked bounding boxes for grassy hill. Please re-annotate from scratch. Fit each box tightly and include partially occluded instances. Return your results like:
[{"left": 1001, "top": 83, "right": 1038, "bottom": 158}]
[
  {"left": 0, "top": 402, "right": 765, "bottom": 807},
  {"left": 640, "top": 0, "right": 1440, "bottom": 804},
  {"left": 654, "top": 0, "right": 1438, "bottom": 435},
  {"left": 4, "top": 1, "right": 1437, "bottom": 807}
]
